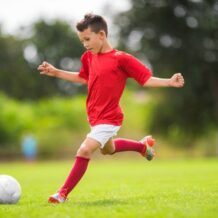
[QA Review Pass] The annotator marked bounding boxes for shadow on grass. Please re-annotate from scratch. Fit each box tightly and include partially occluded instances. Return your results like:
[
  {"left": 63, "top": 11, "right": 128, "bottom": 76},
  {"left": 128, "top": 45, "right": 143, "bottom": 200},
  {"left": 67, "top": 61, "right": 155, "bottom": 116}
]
[{"left": 75, "top": 198, "right": 128, "bottom": 207}]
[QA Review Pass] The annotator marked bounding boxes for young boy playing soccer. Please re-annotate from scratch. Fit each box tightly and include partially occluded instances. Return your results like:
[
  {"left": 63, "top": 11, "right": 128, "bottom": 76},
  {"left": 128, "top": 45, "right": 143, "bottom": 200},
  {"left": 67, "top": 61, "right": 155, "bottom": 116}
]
[{"left": 37, "top": 13, "right": 184, "bottom": 203}]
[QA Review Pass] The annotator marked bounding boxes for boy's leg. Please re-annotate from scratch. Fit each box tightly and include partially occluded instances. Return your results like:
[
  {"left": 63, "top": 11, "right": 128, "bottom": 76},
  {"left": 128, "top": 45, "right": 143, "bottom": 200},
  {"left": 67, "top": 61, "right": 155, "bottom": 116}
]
[
  {"left": 101, "top": 137, "right": 155, "bottom": 160},
  {"left": 48, "top": 137, "right": 100, "bottom": 203},
  {"left": 100, "top": 138, "right": 115, "bottom": 154}
]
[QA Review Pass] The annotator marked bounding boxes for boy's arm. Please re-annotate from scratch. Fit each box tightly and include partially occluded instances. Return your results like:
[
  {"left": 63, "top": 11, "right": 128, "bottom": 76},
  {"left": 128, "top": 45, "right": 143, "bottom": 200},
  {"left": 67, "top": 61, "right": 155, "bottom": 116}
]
[
  {"left": 144, "top": 73, "right": 184, "bottom": 88},
  {"left": 37, "top": 61, "right": 87, "bottom": 85}
]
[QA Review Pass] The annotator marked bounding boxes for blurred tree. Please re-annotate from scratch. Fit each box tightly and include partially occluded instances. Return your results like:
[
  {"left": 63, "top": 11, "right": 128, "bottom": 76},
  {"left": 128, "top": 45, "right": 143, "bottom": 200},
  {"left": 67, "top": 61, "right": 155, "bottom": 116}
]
[
  {"left": 29, "top": 19, "right": 85, "bottom": 97},
  {"left": 0, "top": 20, "right": 84, "bottom": 100},
  {"left": 115, "top": 0, "right": 218, "bottom": 145},
  {"left": 0, "top": 34, "right": 36, "bottom": 99}
]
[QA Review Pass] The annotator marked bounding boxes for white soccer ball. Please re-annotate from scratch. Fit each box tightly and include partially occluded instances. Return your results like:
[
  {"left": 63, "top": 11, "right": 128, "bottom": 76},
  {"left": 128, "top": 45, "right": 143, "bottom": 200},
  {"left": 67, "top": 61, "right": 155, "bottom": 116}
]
[{"left": 0, "top": 175, "right": 22, "bottom": 204}]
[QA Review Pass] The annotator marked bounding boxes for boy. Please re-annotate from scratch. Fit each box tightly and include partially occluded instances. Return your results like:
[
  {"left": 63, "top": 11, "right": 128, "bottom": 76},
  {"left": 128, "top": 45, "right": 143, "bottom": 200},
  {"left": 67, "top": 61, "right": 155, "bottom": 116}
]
[{"left": 37, "top": 13, "right": 184, "bottom": 203}]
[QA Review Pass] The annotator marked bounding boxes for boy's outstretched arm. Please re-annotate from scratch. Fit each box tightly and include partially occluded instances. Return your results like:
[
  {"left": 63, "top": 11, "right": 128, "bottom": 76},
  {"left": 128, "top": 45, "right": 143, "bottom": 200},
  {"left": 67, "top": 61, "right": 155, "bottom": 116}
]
[
  {"left": 144, "top": 73, "right": 185, "bottom": 88},
  {"left": 37, "top": 61, "right": 87, "bottom": 85}
]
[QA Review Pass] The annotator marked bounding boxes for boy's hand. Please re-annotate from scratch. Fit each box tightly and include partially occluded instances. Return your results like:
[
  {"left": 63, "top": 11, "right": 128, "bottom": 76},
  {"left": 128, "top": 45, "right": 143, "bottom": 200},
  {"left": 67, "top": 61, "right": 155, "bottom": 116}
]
[
  {"left": 37, "top": 62, "right": 57, "bottom": 77},
  {"left": 169, "top": 73, "right": 185, "bottom": 88}
]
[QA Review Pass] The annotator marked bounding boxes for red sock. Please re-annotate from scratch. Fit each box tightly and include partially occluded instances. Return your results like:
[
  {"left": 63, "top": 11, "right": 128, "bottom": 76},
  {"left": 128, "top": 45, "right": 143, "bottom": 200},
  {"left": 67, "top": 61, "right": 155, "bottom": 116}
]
[
  {"left": 59, "top": 156, "right": 90, "bottom": 196},
  {"left": 113, "top": 138, "right": 145, "bottom": 154}
]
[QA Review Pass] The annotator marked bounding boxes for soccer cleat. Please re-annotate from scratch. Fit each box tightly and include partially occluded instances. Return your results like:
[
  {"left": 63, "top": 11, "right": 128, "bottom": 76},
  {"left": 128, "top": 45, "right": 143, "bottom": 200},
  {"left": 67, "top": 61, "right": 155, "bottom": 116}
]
[
  {"left": 48, "top": 192, "right": 67, "bottom": 204},
  {"left": 140, "top": 135, "right": 156, "bottom": 161}
]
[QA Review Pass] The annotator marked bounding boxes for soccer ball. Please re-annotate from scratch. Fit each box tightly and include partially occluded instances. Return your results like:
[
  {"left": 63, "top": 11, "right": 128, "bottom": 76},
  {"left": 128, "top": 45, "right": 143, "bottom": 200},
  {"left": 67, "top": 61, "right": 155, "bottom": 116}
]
[{"left": 0, "top": 175, "right": 22, "bottom": 204}]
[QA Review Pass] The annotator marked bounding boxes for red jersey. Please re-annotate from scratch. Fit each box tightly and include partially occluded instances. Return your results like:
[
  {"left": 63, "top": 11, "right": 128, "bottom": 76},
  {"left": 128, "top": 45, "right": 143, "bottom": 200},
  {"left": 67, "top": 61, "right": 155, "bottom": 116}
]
[{"left": 79, "top": 49, "right": 152, "bottom": 126}]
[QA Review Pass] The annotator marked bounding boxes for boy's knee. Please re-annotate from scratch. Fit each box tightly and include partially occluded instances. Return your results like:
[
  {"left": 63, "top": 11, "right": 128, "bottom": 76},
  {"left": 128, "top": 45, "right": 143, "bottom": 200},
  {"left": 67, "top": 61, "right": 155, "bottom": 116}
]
[
  {"left": 100, "top": 149, "right": 114, "bottom": 155},
  {"left": 77, "top": 145, "right": 92, "bottom": 158},
  {"left": 100, "top": 149, "right": 108, "bottom": 155}
]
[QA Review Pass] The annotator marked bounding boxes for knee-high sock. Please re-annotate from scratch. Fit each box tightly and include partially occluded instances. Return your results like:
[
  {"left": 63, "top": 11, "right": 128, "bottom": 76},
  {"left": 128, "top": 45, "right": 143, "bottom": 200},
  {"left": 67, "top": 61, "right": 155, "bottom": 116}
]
[
  {"left": 113, "top": 138, "right": 145, "bottom": 154},
  {"left": 59, "top": 156, "right": 90, "bottom": 196}
]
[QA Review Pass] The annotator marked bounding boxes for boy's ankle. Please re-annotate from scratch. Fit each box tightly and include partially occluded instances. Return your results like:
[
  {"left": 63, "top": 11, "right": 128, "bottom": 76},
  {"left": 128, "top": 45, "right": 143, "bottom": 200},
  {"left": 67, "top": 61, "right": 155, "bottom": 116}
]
[{"left": 59, "top": 188, "right": 68, "bottom": 198}]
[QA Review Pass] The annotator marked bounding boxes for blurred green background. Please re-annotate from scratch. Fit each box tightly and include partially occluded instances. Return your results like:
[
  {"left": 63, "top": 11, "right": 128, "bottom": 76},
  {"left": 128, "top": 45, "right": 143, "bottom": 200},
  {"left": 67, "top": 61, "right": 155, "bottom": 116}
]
[{"left": 0, "top": 0, "right": 218, "bottom": 160}]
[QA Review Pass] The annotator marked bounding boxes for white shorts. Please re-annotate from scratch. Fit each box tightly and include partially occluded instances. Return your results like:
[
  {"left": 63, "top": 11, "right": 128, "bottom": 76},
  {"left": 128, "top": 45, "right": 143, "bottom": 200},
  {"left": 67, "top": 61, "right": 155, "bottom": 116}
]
[{"left": 87, "top": 124, "right": 121, "bottom": 148}]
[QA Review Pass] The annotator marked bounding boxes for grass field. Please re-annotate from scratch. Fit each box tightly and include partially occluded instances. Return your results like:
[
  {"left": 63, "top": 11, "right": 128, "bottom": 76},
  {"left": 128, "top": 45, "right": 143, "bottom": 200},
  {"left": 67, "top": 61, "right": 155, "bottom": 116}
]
[{"left": 0, "top": 158, "right": 217, "bottom": 218}]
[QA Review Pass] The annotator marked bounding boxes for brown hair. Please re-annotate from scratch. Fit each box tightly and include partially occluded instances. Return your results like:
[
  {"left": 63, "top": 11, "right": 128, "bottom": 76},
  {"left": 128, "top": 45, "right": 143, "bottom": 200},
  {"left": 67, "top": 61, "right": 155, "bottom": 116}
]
[{"left": 76, "top": 13, "right": 108, "bottom": 36}]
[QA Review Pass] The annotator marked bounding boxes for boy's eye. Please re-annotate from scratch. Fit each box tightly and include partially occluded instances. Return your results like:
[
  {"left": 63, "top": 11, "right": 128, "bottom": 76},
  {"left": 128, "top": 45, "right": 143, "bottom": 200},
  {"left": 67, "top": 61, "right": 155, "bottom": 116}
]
[{"left": 84, "top": 38, "right": 90, "bottom": 41}]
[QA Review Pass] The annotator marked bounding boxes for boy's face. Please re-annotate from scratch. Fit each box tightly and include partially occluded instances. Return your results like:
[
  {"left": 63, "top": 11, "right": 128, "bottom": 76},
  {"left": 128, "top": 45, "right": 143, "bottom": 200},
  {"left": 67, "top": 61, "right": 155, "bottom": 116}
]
[{"left": 78, "top": 27, "right": 105, "bottom": 54}]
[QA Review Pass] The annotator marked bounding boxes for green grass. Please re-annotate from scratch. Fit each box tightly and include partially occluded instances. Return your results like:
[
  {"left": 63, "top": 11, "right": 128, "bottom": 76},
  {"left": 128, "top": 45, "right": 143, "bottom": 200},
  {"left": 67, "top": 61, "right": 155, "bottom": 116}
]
[{"left": 0, "top": 158, "right": 217, "bottom": 218}]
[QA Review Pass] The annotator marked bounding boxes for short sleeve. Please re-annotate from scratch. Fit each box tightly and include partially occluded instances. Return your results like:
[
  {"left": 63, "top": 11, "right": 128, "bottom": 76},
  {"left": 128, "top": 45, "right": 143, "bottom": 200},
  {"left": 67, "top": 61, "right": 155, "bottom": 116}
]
[
  {"left": 118, "top": 52, "right": 152, "bottom": 86},
  {"left": 79, "top": 51, "right": 91, "bottom": 81}
]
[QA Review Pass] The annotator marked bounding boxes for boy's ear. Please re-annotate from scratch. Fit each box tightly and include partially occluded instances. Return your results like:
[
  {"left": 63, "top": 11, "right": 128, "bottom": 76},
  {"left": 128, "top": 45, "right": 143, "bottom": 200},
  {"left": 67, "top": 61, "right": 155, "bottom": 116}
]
[{"left": 98, "top": 30, "right": 106, "bottom": 39}]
